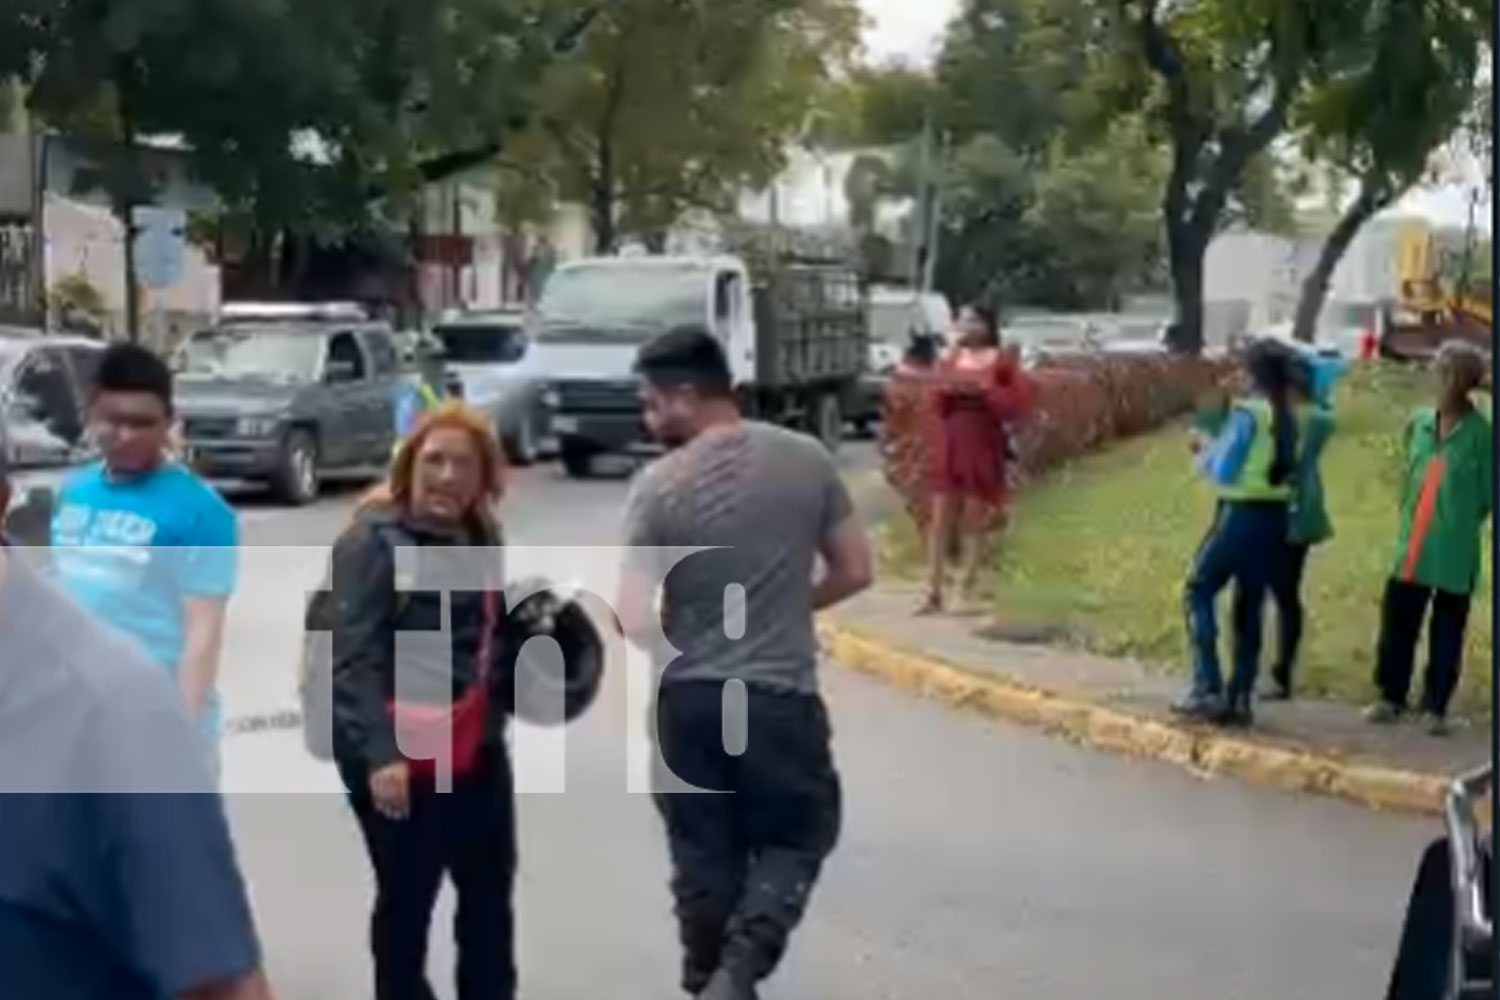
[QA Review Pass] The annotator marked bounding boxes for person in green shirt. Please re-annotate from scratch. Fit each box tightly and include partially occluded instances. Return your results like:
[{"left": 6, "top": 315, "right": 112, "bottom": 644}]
[
  {"left": 1264, "top": 351, "right": 1341, "bottom": 701},
  {"left": 1367, "top": 341, "right": 1493, "bottom": 735}
]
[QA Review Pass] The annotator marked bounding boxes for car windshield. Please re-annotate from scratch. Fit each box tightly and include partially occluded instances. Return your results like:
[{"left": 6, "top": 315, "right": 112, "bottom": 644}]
[
  {"left": 178, "top": 328, "right": 322, "bottom": 383},
  {"left": 433, "top": 323, "right": 526, "bottom": 364},
  {"left": 536, "top": 264, "right": 708, "bottom": 342}
]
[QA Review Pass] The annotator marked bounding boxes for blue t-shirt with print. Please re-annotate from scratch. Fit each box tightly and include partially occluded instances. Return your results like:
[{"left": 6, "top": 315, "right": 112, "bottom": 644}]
[{"left": 50, "top": 461, "right": 238, "bottom": 737}]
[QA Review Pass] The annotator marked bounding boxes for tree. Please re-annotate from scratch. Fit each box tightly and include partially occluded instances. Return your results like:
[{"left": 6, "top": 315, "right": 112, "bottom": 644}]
[
  {"left": 508, "top": 0, "right": 858, "bottom": 253},
  {"left": 1023, "top": 116, "right": 1166, "bottom": 309},
  {"left": 812, "top": 62, "right": 938, "bottom": 149},
  {"left": 1103, "top": 0, "right": 1366, "bottom": 352},
  {"left": 1, "top": 0, "right": 594, "bottom": 332},
  {"left": 935, "top": 0, "right": 1083, "bottom": 157},
  {"left": 1289, "top": 0, "right": 1488, "bottom": 341}
]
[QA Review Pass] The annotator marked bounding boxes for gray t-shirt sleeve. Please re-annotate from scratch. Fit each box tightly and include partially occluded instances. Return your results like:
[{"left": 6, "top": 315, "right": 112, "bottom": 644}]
[
  {"left": 621, "top": 467, "right": 668, "bottom": 578},
  {"left": 80, "top": 668, "right": 261, "bottom": 995},
  {"left": 816, "top": 452, "right": 855, "bottom": 541}
]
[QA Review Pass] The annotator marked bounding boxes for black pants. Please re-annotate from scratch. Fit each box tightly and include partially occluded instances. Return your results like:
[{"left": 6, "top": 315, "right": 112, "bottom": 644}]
[
  {"left": 652, "top": 682, "right": 843, "bottom": 993},
  {"left": 342, "top": 749, "right": 517, "bottom": 1000},
  {"left": 1268, "top": 542, "right": 1310, "bottom": 688},
  {"left": 1374, "top": 578, "right": 1473, "bottom": 717}
]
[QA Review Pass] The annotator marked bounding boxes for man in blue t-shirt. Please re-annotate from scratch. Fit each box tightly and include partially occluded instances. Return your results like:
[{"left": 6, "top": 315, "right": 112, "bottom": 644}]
[
  {"left": 50, "top": 344, "right": 239, "bottom": 767},
  {"left": 1, "top": 441, "right": 274, "bottom": 1000}
]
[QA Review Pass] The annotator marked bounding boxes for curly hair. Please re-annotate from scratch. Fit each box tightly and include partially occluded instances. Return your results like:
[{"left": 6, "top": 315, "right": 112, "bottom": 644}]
[{"left": 359, "top": 401, "right": 507, "bottom": 539}]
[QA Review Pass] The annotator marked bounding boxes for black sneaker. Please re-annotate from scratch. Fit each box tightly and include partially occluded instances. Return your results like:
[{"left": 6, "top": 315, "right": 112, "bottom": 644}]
[
  {"left": 1171, "top": 692, "right": 1225, "bottom": 721},
  {"left": 1217, "top": 695, "right": 1254, "bottom": 728}
]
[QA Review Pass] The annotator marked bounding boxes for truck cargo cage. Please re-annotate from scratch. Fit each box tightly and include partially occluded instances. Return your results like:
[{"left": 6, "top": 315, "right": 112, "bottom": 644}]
[{"left": 751, "top": 263, "right": 867, "bottom": 389}]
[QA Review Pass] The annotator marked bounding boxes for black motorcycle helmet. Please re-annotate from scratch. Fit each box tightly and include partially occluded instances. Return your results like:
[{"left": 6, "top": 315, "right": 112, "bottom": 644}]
[{"left": 501, "top": 584, "right": 605, "bottom": 727}]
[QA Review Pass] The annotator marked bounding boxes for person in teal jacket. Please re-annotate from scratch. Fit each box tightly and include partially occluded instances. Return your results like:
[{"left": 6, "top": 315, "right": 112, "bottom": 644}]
[
  {"left": 1178, "top": 340, "right": 1301, "bottom": 727},
  {"left": 1264, "top": 351, "right": 1341, "bottom": 700}
]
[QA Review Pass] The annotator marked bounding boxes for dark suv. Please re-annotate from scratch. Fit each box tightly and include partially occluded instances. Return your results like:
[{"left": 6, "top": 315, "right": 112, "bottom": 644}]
[{"left": 173, "top": 320, "right": 402, "bottom": 504}]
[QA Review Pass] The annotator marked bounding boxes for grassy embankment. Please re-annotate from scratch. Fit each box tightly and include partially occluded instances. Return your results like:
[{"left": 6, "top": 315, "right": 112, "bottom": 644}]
[{"left": 883, "top": 363, "right": 1493, "bottom": 717}]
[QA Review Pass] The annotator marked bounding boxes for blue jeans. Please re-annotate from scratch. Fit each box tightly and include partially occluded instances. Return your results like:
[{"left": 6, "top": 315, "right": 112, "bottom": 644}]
[{"left": 1183, "top": 500, "right": 1290, "bottom": 700}]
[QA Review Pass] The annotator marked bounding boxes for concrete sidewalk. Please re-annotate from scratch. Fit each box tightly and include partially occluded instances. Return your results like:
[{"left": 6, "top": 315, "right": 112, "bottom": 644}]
[{"left": 820, "top": 582, "right": 1491, "bottom": 815}]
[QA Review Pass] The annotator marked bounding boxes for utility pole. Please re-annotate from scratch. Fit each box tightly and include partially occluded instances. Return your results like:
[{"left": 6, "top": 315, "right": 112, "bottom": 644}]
[
  {"left": 921, "top": 130, "right": 948, "bottom": 294},
  {"left": 909, "top": 112, "right": 933, "bottom": 289}
]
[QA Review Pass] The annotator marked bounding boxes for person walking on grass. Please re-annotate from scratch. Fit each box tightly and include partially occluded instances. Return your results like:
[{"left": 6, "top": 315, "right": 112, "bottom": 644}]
[
  {"left": 1263, "top": 348, "right": 1343, "bottom": 701},
  {"left": 1366, "top": 341, "right": 1492, "bottom": 736},
  {"left": 1177, "top": 340, "right": 1300, "bottom": 728},
  {"left": 616, "top": 326, "right": 873, "bottom": 1000}
]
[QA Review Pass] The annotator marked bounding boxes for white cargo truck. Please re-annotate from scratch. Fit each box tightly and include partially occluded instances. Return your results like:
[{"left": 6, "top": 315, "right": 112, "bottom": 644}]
[{"left": 529, "top": 247, "right": 868, "bottom": 477}]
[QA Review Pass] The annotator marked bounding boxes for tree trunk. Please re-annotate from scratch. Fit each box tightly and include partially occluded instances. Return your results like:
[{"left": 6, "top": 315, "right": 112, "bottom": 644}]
[
  {"left": 1137, "top": 8, "right": 1294, "bottom": 356},
  {"left": 1164, "top": 218, "right": 1210, "bottom": 354},
  {"left": 590, "top": 170, "right": 615, "bottom": 255},
  {"left": 1292, "top": 177, "right": 1390, "bottom": 343}
]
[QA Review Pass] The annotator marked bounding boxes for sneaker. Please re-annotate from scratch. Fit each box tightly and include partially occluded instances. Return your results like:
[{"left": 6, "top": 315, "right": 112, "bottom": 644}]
[
  {"left": 1422, "top": 713, "right": 1452, "bottom": 738},
  {"left": 1364, "top": 702, "right": 1403, "bottom": 724},
  {"left": 1171, "top": 692, "right": 1225, "bottom": 721},
  {"left": 1216, "top": 695, "right": 1255, "bottom": 729}
]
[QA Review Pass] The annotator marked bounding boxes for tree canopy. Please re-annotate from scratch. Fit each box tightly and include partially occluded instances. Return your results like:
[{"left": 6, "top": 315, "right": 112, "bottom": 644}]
[
  {"left": 0, "top": 0, "right": 597, "bottom": 332},
  {"left": 1287, "top": 0, "right": 1489, "bottom": 341},
  {"left": 498, "top": 0, "right": 860, "bottom": 252}
]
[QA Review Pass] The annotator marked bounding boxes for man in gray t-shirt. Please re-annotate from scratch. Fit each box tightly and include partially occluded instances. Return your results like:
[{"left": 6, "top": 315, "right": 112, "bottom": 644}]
[{"left": 617, "top": 326, "right": 872, "bottom": 1000}]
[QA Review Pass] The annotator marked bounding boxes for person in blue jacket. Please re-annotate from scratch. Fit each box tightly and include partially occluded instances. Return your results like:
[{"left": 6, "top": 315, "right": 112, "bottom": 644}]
[{"left": 1178, "top": 340, "right": 1302, "bottom": 726}]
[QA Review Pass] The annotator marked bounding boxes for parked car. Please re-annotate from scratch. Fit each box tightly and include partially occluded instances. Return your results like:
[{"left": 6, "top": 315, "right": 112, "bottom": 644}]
[
  {"left": 0, "top": 329, "right": 104, "bottom": 547},
  {"left": 430, "top": 310, "right": 552, "bottom": 465},
  {"left": 1004, "top": 315, "right": 1108, "bottom": 368},
  {"left": 172, "top": 319, "right": 401, "bottom": 504},
  {"left": 0, "top": 328, "right": 104, "bottom": 471},
  {"left": 1094, "top": 315, "right": 1172, "bottom": 355}
]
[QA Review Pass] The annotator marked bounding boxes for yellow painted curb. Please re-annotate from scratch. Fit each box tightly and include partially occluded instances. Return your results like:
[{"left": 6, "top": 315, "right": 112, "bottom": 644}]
[{"left": 817, "top": 619, "right": 1455, "bottom": 817}]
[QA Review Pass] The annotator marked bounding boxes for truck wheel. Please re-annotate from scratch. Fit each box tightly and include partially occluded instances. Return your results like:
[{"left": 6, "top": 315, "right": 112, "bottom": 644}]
[
  {"left": 504, "top": 416, "right": 539, "bottom": 467},
  {"left": 272, "top": 429, "right": 320, "bottom": 506},
  {"left": 814, "top": 393, "right": 843, "bottom": 452},
  {"left": 560, "top": 441, "right": 596, "bottom": 479}
]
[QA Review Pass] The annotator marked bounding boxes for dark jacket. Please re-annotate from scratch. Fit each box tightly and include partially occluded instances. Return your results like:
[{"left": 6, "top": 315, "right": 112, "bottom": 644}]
[{"left": 328, "top": 505, "right": 507, "bottom": 774}]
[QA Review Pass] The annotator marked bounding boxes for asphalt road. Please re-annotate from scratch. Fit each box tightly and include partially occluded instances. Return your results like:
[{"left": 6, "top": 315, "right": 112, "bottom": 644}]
[{"left": 216, "top": 445, "right": 1435, "bottom": 1000}]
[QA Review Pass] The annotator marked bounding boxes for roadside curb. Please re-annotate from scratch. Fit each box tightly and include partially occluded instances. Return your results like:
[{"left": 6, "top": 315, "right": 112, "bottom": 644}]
[{"left": 817, "top": 619, "right": 1455, "bottom": 817}]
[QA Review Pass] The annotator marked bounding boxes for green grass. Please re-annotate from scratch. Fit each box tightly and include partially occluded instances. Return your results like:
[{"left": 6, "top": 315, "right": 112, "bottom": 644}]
[{"left": 883, "top": 363, "right": 1494, "bottom": 718}]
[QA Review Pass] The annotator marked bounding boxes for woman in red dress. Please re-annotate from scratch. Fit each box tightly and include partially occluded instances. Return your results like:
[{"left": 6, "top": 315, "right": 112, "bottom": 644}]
[{"left": 916, "top": 305, "right": 1035, "bottom": 613}]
